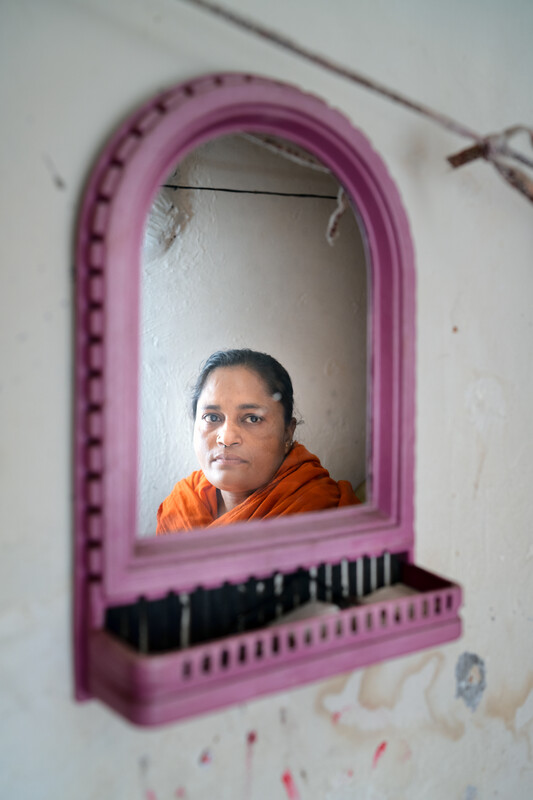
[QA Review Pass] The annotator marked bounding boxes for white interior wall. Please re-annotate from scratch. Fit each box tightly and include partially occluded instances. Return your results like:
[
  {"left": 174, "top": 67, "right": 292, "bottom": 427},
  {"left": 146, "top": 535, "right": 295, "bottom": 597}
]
[
  {"left": 1, "top": 1, "right": 533, "bottom": 798},
  {"left": 139, "top": 135, "right": 367, "bottom": 535}
]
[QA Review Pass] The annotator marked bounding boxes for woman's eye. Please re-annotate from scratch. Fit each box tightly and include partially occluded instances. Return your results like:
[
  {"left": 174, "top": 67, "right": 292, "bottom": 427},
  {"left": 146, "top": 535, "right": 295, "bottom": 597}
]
[
  {"left": 203, "top": 413, "right": 220, "bottom": 423},
  {"left": 246, "top": 415, "right": 262, "bottom": 424}
]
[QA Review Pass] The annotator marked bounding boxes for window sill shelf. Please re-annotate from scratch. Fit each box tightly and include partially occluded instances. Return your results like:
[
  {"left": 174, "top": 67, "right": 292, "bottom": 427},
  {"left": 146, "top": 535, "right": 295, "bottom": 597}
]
[{"left": 86, "top": 563, "right": 461, "bottom": 727}]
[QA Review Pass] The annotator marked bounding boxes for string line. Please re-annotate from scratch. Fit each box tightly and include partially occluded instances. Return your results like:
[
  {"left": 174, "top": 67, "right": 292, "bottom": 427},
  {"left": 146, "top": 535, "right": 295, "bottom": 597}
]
[{"left": 178, "top": 0, "right": 533, "bottom": 204}]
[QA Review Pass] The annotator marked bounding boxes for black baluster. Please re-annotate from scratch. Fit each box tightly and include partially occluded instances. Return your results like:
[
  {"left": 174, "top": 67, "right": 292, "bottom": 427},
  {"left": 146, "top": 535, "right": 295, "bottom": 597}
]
[{"left": 331, "top": 562, "right": 342, "bottom": 603}]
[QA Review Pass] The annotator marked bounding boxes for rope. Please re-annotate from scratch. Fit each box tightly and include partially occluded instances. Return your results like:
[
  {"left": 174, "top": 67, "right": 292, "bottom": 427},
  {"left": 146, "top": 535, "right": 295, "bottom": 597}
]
[{"left": 179, "top": 0, "right": 533, "bottom": 205}]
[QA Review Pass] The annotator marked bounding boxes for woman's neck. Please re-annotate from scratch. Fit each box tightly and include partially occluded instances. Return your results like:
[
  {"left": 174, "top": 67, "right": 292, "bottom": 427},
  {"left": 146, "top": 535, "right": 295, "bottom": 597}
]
[{"left": 217, "top": 488, "right": 252, "bottom": 516}]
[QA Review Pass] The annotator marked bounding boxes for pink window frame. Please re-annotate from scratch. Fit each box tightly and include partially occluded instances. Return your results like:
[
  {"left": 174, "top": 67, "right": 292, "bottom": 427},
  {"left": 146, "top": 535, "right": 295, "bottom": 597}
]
[{"left": 74, "top": 73, "right": 449, "bottom": 716}]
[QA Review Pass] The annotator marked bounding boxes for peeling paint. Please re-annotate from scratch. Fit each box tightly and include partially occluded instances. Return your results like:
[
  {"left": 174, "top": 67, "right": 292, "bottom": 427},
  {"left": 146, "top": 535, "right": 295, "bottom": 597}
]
[
  {"left": 144, "top": 189, "right": 189, "bottom": 258},
  {"left": 319, "top": 652, "right": 464, "bottom": 742},
  {"left": 359, "top": 652, "right": 446, "bottom": 711},
  {"left": 456, "top": 652, "right": 486, "bottom": 711},
  {"left": 485, "top": 673, "right": 533, "bottom": 732},
  {"left": 328, "top": 769, "right": 354, "bottom": 790},
  {"left": 465, "top": 375, "right": 506, "bottom": 433}
]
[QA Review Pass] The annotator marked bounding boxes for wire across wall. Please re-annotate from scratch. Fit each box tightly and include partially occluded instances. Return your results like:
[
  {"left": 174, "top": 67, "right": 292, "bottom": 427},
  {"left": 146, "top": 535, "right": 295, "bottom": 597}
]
[{"left": 179, "top": 0, "right": 533, "bottom": 206}]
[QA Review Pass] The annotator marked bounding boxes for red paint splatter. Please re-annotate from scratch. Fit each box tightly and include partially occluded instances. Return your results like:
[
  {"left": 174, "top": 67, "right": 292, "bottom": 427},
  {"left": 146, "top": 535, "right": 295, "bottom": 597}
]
[
  {"left": 244, "top": 730, "right": 258, "bottom": 800},
  {"left": 372, "top": 741, "right": 387, "bottom": 768},
  {"left": 331, "top": 705, "right": 350, "bottom": 724},
  {"left": 199, "top": 748, "right": 212, "bottom": 765},
  {"left": 281, "top": 770, "right": 300, "bottom": 800}
]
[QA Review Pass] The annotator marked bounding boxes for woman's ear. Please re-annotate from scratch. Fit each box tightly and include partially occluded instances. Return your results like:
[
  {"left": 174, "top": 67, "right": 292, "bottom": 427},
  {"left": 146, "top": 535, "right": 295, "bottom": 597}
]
[{"left": 286, "top": 417, "right": 297, "bottom": 442}]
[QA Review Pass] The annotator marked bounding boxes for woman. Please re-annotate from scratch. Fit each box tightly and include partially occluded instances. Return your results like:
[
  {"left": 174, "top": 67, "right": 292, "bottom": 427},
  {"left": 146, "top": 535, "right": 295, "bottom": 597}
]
[{"left": 156, "top": 349, "right": 358, "bottom": 533}]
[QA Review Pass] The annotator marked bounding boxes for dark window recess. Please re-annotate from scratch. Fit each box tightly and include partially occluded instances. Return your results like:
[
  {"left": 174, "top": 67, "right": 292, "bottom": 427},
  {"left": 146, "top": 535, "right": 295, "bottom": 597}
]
[{"left": 105, "top": 553, "right": 405, "bottom": 654}]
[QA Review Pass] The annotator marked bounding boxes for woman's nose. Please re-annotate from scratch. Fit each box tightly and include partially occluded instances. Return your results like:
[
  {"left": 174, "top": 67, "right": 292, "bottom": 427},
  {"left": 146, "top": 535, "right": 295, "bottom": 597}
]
[{"left": 217, "top": 421, "right": 241, "bottom": 446}]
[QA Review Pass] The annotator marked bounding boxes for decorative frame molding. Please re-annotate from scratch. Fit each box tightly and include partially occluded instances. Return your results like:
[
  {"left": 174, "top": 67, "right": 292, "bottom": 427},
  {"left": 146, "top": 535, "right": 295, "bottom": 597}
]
[{"left": 74, "top": 73, "right": 461, "bottom": 724}]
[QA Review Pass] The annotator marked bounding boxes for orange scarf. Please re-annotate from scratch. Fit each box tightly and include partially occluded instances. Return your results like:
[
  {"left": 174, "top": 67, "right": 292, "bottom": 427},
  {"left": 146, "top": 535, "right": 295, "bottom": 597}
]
[{"left": 156, "top": 442, "right": 358, "bottom": 534}]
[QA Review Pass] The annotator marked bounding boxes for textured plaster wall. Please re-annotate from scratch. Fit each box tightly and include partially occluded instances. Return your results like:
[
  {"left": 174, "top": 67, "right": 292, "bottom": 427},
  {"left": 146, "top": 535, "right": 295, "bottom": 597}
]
[
  {"left": 1, "top": 1, "right": 532, "bottom": 798},
  {"left": 139, "top": 135, "right": 367, "bottom": 535}
]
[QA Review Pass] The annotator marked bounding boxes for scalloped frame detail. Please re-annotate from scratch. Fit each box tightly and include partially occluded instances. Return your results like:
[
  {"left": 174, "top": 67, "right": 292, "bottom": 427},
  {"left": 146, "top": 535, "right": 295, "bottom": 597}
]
[{"left": 74, "top": 73, "right": 461, "bottom": 723}]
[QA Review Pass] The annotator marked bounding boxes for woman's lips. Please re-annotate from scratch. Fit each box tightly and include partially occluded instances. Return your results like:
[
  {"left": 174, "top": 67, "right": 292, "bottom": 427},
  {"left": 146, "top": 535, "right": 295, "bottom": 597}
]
[{"left": 212, "top": 453, "right": 247, "bottom": 465}]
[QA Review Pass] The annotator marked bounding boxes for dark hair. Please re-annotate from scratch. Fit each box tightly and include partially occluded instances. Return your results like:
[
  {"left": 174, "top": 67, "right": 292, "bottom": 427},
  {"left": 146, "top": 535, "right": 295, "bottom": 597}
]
[{"left": 191, "top": 349, "right": 294, "bottom": 425}]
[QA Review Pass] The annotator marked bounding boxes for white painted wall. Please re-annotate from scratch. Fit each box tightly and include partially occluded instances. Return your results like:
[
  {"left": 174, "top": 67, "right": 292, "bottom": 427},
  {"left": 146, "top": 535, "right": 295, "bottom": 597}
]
[
  {"left": 139, "top": 135, "right": 367, "bottom": 535},
  {"left": 1, "top": 1, "right": 532, "bottom": 798}
]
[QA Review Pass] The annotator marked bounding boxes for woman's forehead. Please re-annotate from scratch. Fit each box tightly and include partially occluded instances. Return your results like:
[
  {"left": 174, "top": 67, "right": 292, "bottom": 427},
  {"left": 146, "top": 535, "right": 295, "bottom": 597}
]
[
  {"left": 200, "top": 366, "right": 270, "bottom": 400},
  {"left": 198, "top": 367, "right": 289, "bottom": 422}
]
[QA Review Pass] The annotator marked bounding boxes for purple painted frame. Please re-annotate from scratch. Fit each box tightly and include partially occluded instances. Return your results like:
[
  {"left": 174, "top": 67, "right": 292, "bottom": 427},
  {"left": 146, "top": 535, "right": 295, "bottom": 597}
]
[{"left": 74, "top": 73, "right": 461, "bottom": 724}]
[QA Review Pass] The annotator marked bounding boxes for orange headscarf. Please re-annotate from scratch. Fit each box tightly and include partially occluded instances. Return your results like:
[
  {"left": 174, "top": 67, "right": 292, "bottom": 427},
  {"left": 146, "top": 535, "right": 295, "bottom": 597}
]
[{"left": 156, "top": 442, "right": 358, "bottom": 534}]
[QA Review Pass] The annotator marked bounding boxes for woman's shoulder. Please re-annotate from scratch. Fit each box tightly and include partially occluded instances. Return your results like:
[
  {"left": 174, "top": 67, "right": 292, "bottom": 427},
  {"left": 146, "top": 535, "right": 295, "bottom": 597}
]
[
  {"left": 157, "top": 469, "right": 218, "bottom": 533},
  {"left": 172, "top": 468, "right": 209, "bottom": 493}
]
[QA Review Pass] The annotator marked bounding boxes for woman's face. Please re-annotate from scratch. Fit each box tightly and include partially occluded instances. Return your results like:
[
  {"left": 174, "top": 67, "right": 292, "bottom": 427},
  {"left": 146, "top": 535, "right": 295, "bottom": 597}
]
[{"left": 193, "top": 366, "right": 295, "bottom": 504}]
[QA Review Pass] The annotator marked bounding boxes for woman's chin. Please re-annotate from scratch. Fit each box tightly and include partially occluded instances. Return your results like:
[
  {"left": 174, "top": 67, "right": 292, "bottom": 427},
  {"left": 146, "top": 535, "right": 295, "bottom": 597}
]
[
  {"left": 208, "top": 476, "right": 260, "bottom": 500},
  {"left": 215, "top": 482, "right": 252, "bottom": 496}
]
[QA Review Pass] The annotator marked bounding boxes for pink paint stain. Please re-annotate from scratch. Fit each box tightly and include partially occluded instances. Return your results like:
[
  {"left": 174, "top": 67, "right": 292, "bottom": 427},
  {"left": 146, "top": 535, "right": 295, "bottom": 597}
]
[
  {"left": 199, "top": 748, "right": 212, "bottom": 766},
  {"left": 347, "top": 769, "right": 354, "bottom": 778},
  {"left": 146, "top": 791, "right": 157, "bottom": 800},
  {"left": 175, "top": 789, "right": 186, "bottom": 799},
  {"left": 331, "top": 705, "right": 351, "bottom": 724},
  {"left": 401, "top": 743, "right": 412, "bottom": 762},
  {"left": 282, "top": 770, "right": 300, "bottom": 800},
  {"left": 372, "top": 741, "right": 387, "bottom": 769}
]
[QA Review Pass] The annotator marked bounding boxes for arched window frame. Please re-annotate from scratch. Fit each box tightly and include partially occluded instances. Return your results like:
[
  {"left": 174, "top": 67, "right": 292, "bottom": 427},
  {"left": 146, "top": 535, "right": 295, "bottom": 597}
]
[{"left": 74, "top": 73, "right": 461, "bottom": 726}]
